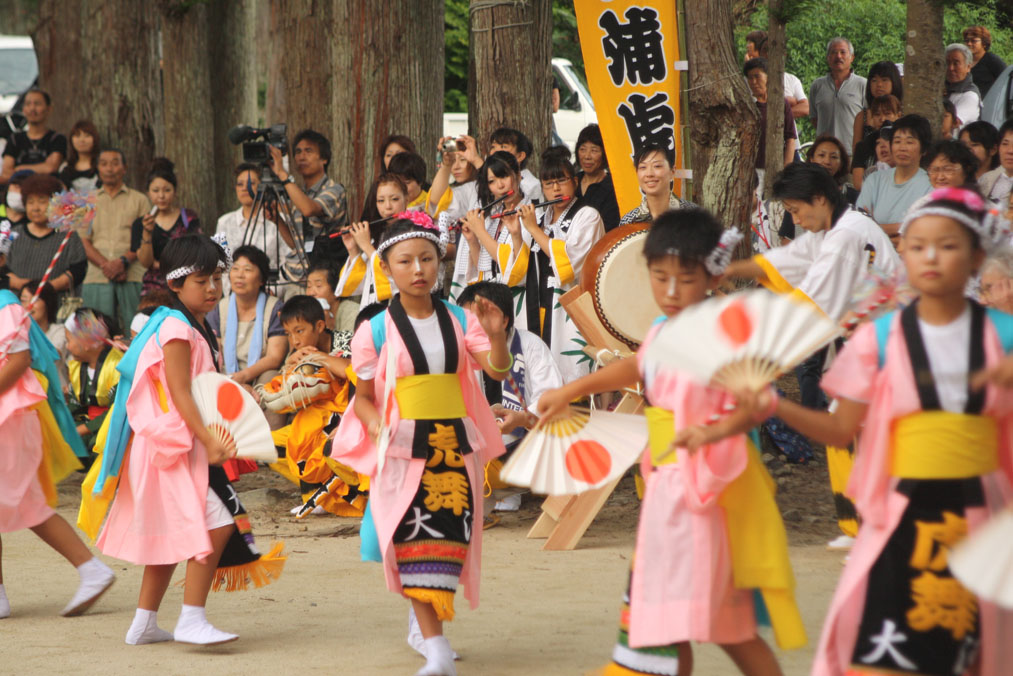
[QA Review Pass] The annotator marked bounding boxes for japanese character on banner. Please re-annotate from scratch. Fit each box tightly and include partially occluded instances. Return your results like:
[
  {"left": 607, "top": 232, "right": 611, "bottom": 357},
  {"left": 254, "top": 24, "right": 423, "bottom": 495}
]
[
  {"left": 598, "top": 6, "right": 667, "bottom": 86},
  {"left": 617, "top": 92, "right": 676, "bottom": 159}
]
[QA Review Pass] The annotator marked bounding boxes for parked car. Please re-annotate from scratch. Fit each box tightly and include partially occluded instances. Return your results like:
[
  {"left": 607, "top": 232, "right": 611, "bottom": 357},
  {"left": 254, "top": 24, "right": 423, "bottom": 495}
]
[{"left": 442, "top": 58, "right": 597, "bottom": 151}]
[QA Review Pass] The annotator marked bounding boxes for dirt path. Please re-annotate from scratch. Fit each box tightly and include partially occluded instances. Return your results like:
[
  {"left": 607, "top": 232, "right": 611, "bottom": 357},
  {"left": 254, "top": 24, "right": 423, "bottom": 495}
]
[{"left": 1, "top": 468, "right": 845, "bottom": 676}]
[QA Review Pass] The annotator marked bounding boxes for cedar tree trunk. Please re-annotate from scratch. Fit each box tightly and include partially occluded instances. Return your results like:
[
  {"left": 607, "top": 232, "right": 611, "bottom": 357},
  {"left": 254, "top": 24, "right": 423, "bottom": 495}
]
[
  {"left": 763, "top": 0, "right": 786, "bottom": 196},
  {"left": 904, "top": 0, "right": 945, "bottom": 138},
  {"left": 469, "top": 0, "right": 553, "bottom": 172}
]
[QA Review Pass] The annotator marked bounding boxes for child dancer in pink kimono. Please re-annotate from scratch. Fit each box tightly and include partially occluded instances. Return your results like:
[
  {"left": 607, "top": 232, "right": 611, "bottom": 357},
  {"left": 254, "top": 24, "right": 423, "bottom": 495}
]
[
  {"left": 0, "top": 290, "right": 115, "bottom": 619},
  {"left": 331, "top": 216, "right": 510, "bottom": 676},
  {"left": 539, "top": 209, "right": 804, "bottom": 676},
  {"left": 94, "top": 235, "right": 259, "bottom": 646},
  {"left": 747, "top": 187, "right": 1013, "bottom": 676}
]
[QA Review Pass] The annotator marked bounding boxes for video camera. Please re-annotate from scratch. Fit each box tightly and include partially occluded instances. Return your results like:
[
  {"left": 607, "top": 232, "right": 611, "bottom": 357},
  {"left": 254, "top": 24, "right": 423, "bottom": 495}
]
[{"left": 228, "top": 123, "right": 288, "bottom": 165}]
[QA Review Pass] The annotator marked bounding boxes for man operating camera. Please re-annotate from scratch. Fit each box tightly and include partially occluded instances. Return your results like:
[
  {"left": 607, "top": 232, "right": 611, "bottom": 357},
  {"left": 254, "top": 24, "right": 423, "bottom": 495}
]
[{"left": 268, "top": 129, "right": 348, "bottom": 272}]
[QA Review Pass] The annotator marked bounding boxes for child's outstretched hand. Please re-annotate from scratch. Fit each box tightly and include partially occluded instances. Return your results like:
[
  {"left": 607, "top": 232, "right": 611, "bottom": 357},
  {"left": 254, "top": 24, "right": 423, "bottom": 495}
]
[
  {"left": 672, "top": 425, "right": 713, "bottom": 454},
  {"left": 474, "top": 297, "right": 508, "bottom": 339},
  {"left": 536, "top": 387, "right": 571, "bottom": 424},
  {"left": 972, "top": 355, "right": 1013, "bottom": 391}
]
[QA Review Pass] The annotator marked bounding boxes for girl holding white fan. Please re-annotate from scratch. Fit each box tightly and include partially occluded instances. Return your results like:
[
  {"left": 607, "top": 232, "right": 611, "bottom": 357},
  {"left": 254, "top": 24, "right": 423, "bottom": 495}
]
[
  {"left": 741, "top": 188, "right": 1013, "bottom": 676},
  {"left": 82, "top": 235, "right": 284, "bottom": 647},
  {"left": 538, "top": 209, "right": 804, "bottom": 676}
]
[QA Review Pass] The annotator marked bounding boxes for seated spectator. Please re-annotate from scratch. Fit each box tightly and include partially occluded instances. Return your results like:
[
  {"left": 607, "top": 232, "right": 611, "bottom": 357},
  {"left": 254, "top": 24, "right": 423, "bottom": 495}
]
[
  {"left": 280, "top": 294, "right": 344, "bottom": 365},
  {"left": 19, "top": 279, "right": 68, "bottom": 388},
  {"left": 268, "top": 129, "right": 348, "bottom": 270},
  {"left": 945, "top": 43, "right": 981, "bottom": 125},
  {"left": 942, "top": 99, "right": 960, "bottom": 138},
  {"left": 851, "top": 95, "right": 902, "bottom": 190},
  {"left": 851, "top": 61, "right": 903, "bottom": 153},
  {"left": 58, "top": 120, "right": 101, "bottom": 192},
  {"left": 744, "top": 58, "right": 797, "bottom": 171},
  {"left": 574, "top": 124, "right": 621, "bottom": 232},
  {"left": 0, "top": 89, "right": 65, "bottom": 183},
  {"left": 64, "top": 307, "right": 123, "bottom": 456},
  {"left": 215, "top": 163, "right": 295, "bottom": 297},
  {"left": 129, "top": 288, "right": 173, "bottom": 339},
  {"left": 959, "top": 120, "right": 1000, "bottom": 182},
  {"left": 377, "top": 134, "right": 416, "bottom": 174},
  {"left": 856, "top": 114, "right": 932, "bottom": 243},
  {"left": 871, "top": 125, "right": 896, "bottom": 174},
  {"left": 965, "top": 25, "right": 1007, "bottom": 97},
  {"left": 1, "top": 169, "right": 32, "bottom": 232},
  {"left": 6, "top": 174, "right": 87, "bottom": 300},
  {"left": 925, "top": 139, "right": 978, "bottom": 189},
  {"left": 978, "top": 119, "right": 1013, "bottom": 204},
  {"left": 207, "top": 244, "right": 287, "bottom": 386},
  {"left": 306, "top": 260, "right": 340, "bottom": 330},
  {"left": 808, "top": 135, "right": 858, "bottom": 204},
  {"left": 386, "top": 151, "right": 430, "bottom": 211},
  {"left": 131, "top": 158, "right": 201, "bottom": 294},
  {"left": 619, "top": 143, "right": 690, "bottom": 226},
  {"left": 744, "top": 29, "right": 809, "bottom": 119},
  {"left": 979, "top": 250, "right": 1013, "bottom": 313}
]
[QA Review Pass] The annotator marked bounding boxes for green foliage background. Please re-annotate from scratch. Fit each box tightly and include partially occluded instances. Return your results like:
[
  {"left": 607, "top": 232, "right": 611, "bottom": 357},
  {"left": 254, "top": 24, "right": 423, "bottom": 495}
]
[
  {"left": 444, "top": 0, "right": 583, "bottom": 112},
  {"left": 736, "top": 0, "right": 1013, "bottom": 141}
]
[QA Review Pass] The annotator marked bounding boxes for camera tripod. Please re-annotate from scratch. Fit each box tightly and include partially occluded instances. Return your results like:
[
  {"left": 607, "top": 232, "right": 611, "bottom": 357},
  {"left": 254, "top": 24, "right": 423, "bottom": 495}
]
[{"left": 241, "top": 166, "right": 310, "bottom": 290}]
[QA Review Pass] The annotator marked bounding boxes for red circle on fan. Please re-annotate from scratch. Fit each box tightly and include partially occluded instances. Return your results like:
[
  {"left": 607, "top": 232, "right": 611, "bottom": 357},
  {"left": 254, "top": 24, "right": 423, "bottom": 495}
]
[
  {"left": 718, "top": 301, "right": 753, "bottom": 346},
  {"left": 216, "top": 381, "right": 245, "bottom": 421},
  {"left": 565, "top": 440, "right": 612, "bottom": 484}
]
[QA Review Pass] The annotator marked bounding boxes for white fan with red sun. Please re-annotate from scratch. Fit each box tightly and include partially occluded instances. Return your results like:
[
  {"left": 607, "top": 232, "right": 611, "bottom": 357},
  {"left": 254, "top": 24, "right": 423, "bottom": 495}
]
[
  {"left": 191, "top": 373, "right": 277, "bottom": 462},
  {"left": 499, "top": 407, "right": 648, "bottom": 496}
]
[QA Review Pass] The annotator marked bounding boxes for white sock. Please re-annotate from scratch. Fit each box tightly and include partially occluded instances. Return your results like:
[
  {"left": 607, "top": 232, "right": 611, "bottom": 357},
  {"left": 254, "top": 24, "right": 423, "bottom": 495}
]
[
  {"left": 0, "top": 583, "right": 10, "bottom": 619},
  {"left": 61, "top": 557, "right": 115, "bottom": 616},
  {"left": 407, "top": 606, "right": 427, "bottom": 657},
  {"left": 125, "top": 608, "right": 173, "bottom": 645},
  {"left": 173, "top": 604, "right": 238, "bottom": 645},
  {"left": 415, "top": 636, "right": 457, "bottom": 676}
]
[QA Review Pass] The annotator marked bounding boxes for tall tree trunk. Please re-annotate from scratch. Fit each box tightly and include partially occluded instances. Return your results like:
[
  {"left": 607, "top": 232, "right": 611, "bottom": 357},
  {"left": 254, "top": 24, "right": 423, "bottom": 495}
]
[
  {"left": 209, "top": 0, "right": 259, "bottom": 223},
  {"left": 685, "top": 0, "right": 760, "bottom": 250},
  {"left": 22, "top": 0, "right": 162, "bottom": 190},
  {"left": 331, "top": 0, "right": 445, "bottom": 214},
  {"left": 266, "top": 0, "right": 444, "bottom": 217},
  {"left": 469, "top": 0, "right": 553, "bottom": 172},
  {"left": 904, "top": 0, "right": 945, "bottom": 138},
  {"left": 160, "top": 1, "right": 217, "bottom": 231},
  {"left": 763, "top": 0, "right": 786, "bottom": 197}
]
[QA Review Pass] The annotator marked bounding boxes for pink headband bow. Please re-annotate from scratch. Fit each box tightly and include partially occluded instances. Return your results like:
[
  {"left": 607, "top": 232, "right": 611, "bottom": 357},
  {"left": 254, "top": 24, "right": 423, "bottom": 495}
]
[
  {"left": 928, "top": 187, "right": 984, "bottom": 212},
  {"left": 395, "top": 210, "right": 436, "bottom": 231}
]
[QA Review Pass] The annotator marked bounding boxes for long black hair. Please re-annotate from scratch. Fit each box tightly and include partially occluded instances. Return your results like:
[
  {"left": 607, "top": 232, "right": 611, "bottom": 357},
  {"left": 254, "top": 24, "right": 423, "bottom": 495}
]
[
  {"left": 477, "top": 151, "right": 521, "bottom": 207},
  {"left": 771, "top": 163, "right": 847, "bottom": 222},
  {"left": 162, "top": 234, "right": 228, "bottom": 366}
]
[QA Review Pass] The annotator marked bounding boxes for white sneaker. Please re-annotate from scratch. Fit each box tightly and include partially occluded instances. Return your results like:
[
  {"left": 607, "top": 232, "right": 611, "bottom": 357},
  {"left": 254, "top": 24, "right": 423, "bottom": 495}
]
[
  {"left": 494, "top": 494, "right": 522, "bottom": 512},
  {"left": 827, "top": 535, "right": 856, "bottom": 551},
  {"left": 61, "top": 558, "right": 115, "bottom": 616}
]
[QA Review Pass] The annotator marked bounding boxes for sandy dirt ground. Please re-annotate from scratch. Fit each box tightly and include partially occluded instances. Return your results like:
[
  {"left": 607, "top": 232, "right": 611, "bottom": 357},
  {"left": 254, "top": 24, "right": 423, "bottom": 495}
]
[{"left": 1, "top": 463, "right": 846, "bottom": 676}]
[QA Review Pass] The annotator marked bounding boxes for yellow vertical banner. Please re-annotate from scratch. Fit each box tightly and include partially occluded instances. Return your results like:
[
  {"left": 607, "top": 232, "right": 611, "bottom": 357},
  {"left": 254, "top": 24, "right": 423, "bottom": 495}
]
[{"left": 575, "top": 2, "right": 685, "bottom": 214}]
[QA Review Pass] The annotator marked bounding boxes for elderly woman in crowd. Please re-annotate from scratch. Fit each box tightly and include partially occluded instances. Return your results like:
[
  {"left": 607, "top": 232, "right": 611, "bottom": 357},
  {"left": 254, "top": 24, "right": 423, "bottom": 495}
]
[
  {"left": 965, "top": 25, "right": 1007, "bottom": 96},
  {"left": 946, "top": 43, "right": 982, "bottom": 125},
  {"left": 980, "top": 249, "right": 1013, "bottom": 313},
  {"left": 925, "top": 139, "right": 979, "bottom": 189}
]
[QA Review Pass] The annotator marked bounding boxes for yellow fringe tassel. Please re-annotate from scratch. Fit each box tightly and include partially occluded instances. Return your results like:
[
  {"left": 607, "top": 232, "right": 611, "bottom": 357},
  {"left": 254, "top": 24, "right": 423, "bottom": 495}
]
[
  {"left": 404, "top": 587, "right": 456, "bottom": 622},
  {"left": 210, "top": 541, "right": 287, "bottom": 593}
]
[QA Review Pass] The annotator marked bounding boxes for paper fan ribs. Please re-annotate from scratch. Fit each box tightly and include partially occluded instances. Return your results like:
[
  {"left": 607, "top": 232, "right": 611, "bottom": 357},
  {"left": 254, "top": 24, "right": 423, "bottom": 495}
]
[
  {"left": 499, "top": 407, "right": 648, "bottom": 496},
  {"left": 949, "top": 506, "right": 1013, "bottom": 609},
  {"left": 646, "top": 290, "right": 842, "bottom": 391},
  {"left": 191, "top": 373, "right": 277, "bottom": 462}
]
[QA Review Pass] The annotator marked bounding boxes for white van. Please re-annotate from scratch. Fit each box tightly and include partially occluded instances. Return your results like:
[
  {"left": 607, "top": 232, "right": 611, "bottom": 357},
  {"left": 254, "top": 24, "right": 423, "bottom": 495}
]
[
  {"left": 0, "top": 35, "right": 37, "bottom": 115},
  {"left": 443, "top": 58, "right": 597, "bottom": 151}
]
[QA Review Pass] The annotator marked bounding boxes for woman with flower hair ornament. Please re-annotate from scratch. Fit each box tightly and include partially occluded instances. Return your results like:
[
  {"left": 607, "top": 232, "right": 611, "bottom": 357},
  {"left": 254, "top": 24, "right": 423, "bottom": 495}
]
[{"left": 331, "top": 217, "right": 510, "bottom": 676}]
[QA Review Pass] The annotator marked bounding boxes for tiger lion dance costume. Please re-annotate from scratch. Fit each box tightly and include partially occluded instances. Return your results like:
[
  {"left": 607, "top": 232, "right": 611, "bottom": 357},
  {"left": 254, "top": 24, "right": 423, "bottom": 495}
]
[{"left": 257, "top": 344, "right": 367, "bottom": 517}]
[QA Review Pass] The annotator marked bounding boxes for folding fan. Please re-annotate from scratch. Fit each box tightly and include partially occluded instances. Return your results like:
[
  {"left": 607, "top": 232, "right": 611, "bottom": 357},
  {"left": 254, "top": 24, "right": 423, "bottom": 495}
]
[
  {"left": 646, "top": 290, "right": 842, "bottom": 391},
  {"left": 499, "top": 407, "right": 648, "bottom": 496},
  {"left": 949, "top": 506, "right": 1013, "bottom": 609},
  {"left": 191, "top": 373, "right": 277, "bottom": 462}
]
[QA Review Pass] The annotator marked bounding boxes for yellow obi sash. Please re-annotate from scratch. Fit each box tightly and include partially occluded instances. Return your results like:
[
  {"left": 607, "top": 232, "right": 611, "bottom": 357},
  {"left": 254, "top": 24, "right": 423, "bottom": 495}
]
[
  {"left": 395, "top": 374, "right": 466, "bottom": 420},
  {"left": 891, "top": 411, "right": 998, "bottom": 479},
  {"left": 644, "top": 406, "right": 676, "bottom": 466}
]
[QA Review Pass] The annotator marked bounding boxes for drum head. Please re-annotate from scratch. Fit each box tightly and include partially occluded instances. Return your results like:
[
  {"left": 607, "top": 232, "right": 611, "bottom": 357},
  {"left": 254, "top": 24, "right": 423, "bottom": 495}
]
[{"left": 580, "top": 224, "right": 662, "bottom": 348}]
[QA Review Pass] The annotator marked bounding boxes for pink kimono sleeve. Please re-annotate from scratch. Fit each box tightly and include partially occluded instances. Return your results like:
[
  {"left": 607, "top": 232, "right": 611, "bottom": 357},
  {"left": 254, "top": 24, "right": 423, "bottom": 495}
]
[
  {"left": 681, "top": 391, "right": 749, "bottom": 511},
  {"left": 821, "top": 321, "right": 880, "bottom": 404}
]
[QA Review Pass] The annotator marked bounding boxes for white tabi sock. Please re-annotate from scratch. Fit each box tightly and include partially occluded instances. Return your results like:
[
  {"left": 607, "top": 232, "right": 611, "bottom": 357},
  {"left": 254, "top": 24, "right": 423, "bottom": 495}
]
[
  {"left": 415, "top": 636, "right": 457, "bottom": 676},
  {"left": 125, "top": 608, "right": 174, "bottom": 645},
  {"left": 173, "top": 604, "right": 238, "bottom": 645},
  {"left": 61, "top": 557, "right": 115, "bottom": 617},
  {"left": 0, "top": 583, "right": 10, "bottom": 619}
]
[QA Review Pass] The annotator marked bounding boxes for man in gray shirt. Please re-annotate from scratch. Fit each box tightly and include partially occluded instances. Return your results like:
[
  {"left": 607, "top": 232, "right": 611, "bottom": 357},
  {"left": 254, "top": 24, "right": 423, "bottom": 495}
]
[{"left": 809, "top": 37, "right": 867, "bottom": 150}]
